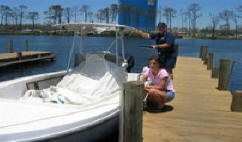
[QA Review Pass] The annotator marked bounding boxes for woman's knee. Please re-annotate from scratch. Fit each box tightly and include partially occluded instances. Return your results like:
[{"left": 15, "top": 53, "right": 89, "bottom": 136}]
[{"left": 147, "top": 92, "right": 166, "bottom": 106}]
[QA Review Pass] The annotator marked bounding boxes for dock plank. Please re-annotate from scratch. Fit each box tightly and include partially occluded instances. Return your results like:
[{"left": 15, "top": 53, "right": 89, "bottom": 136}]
[
  {"left": 143, "top": 57, "right": 242, "bottom": 142},
  {"left": 0, "top": 51, "right": 51, "bottom": 60},
  {"left": 0, "top": 51, "right": 55, "bottom": 68}
]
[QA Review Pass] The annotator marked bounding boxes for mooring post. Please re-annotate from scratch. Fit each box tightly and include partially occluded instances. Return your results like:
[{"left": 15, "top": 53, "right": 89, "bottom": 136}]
[
  {"left": 17, "top": 52, "right": 22, "bottom": 60},
  {"left": 207, "top": 53, "right": 214, "bottom": 70},
  {"left": 123, "top": 81, "right": 144, "bottom": 142},
  {"left": 231, "top": 90, "right": 242, "bottom": 112},
  {"left": 202, "top": 46, "right": 208, "bottom": 64},
  {"left": 199, "top": 46, "right": 204, "bottom": 58},
  {"left": 218, "top": 58, "right": 230, "bottom": 90},
  {"left": 25, "top": 40, "right": 28, "bottom": 51},
  {"left": 8, "top": 40, "right": 13, "bottom": 53},
  {"left": 199, "top": 46, "right": 208, "bottom": 65},
  {"left": 212, "top": 67, "right": 219, "bottom": 78}
]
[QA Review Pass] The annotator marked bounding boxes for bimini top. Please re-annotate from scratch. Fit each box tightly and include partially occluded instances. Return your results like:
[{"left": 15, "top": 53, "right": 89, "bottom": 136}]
[{"left": 54, "top": 22, "right": 134, "bottom": 34}]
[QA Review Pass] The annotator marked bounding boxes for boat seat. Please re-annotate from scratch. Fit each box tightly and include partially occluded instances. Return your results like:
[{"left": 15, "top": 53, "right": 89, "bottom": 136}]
[{"left": 26, "top": 75, "right": 64, "bottom": 90}]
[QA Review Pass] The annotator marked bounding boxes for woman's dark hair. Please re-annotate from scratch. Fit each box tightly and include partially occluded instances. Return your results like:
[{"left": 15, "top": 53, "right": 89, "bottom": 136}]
[{"left": 148, "top": 55, "right": 162, "bottom": 68}]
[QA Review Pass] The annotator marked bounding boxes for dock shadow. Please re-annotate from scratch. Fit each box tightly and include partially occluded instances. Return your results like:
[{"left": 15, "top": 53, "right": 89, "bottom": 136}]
[{"left": 144, "top": 105, "right": 174, "bottom": 113}]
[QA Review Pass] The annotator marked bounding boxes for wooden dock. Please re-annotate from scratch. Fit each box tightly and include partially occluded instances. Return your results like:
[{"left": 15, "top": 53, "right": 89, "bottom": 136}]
[
  {"left": 142, "top": 57, "right": 242, "bottom": 142},
  {"left": 0, "top": 51, "right": 55, "bottom": 68}
]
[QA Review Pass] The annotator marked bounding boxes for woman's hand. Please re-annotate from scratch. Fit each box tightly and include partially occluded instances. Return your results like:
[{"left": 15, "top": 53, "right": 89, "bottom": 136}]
[{"left": 145, "top": 85, "right": 154, "bottom": 90}]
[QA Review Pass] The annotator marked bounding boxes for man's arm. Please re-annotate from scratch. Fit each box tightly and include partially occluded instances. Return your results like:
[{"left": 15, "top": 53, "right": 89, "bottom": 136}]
[
  {"left": 151, "top": 33, "right": 175, "bottom": 49},
  {"left": 151, "top": 43, "right": 171, "bottom": 49},
  {"left": 133, "top": 29, "right": 150, "bottom": 39}
]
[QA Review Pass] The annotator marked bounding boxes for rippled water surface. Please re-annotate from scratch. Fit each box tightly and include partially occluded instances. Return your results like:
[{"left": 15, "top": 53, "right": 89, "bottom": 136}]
[{"left": 0, "top": 35, "right": 241, "bottom": 92}]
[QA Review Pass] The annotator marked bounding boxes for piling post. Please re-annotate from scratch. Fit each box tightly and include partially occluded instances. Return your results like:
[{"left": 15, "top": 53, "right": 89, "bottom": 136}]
[
  {"left": 218, "top": 58, "right": 230, "bottom": 90},
  {"left": 8, "top": 40, "right": 13, "bottom": 53},
  {"left": 123, "top": 81, "right": 144, "bottom": 142},
  {"left": 207, "top": 53, "right": 214, "bottom": 70},
  {"left": 199, "top": 46, "right": 204, "bottom": 58},
  {"left": 212, "top": 67, "right": 219, "bottom": 78},
  {"left": 25, "top": 40, "right": 28, "bottom": 51},
  {"left": 17, "top": 52, "right": 22, "bottom": 60},
  {"left": 200, "top": 46, "right": 208, "bottom": 63},
  {"left": 231, "top": 90, "right": 242, "bottom": 112}
]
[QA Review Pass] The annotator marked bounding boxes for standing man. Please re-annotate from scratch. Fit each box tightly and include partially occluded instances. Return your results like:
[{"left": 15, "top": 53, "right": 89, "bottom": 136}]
[{"left": 133, "top": 22, "right": 177, "bottom": 79}]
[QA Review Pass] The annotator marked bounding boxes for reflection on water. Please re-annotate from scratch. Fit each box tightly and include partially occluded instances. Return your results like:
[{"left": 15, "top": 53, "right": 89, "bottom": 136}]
[{"left": 0, "top": 35, "right": 241, "bottom": 92}]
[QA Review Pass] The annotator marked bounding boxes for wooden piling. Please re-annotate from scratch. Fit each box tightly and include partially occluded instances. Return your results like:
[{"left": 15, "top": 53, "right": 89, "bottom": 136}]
[
  {"left": 200, "top": 46, "right": 208, "bottom": 63},
  {"left": 218, "top": 58, "right": 230, "bottom": 90},
  {"left": 231, "top": 90, "right": 242, "bottom": 112},
  {"left": 17, "top": 52, "right": 22, "bottom": 60},
  {"left": 25, "top": 40, "right": 28, "bottom": 51},
  {"left": 212, "top": 67, "right": 219, "bottom": 78},
  {"left": 199, "top": 46, "right": 203, "bottom": 58},
  {"left": 207, "top": 53, "right": 214, "bottom": 70},
  {"left": 8, "top": 40, "right": 13, "bottom": 53},
  {"left": 123, "top": 81, "right": 144, "bottom": 142}
]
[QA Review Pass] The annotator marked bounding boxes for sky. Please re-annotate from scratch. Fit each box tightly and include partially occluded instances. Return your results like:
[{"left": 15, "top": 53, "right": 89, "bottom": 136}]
[{"left": 0, "top": 0, "right": 241, "bottom": 29}]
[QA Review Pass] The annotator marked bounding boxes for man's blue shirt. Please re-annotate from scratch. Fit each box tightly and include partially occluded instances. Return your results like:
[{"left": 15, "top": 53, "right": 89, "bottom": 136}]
[{"left": 150, "top": 31, "right": 175, "bottom": 53}]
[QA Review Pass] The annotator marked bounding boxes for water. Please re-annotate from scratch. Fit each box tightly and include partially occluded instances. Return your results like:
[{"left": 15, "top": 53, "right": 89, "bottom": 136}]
[{"left": 0, "top": 35, "right": 241, "bottom": 93}]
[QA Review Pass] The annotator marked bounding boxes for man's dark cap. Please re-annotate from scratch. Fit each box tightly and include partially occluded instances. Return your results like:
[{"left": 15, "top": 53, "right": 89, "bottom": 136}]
[{"left": 157, "top": 22, "right": 167, "bottom": 29}]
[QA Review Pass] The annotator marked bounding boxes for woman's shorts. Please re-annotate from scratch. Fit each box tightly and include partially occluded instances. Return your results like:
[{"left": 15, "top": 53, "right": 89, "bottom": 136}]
[{"left": 166, "top": 91, "right": 175, "bottom": 102}]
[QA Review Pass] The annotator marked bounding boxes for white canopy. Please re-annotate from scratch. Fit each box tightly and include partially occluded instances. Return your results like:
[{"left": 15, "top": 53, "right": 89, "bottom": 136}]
[{"left": 55, "top": 22, "right": 134, "bottom": 34}]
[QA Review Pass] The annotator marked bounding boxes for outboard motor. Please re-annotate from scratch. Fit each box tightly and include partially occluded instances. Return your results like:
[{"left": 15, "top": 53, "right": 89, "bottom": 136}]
[
  {"left": 126, "top": 55, "right": 135, "bottom": 73},
  {"left": 74, "top": 53, "right": 85, "bottom": 67}
]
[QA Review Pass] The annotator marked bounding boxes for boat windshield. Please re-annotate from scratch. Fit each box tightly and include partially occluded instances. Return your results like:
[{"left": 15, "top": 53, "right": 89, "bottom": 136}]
[{"left": 54, "top": 23, "right": 133, "bottom": 71}]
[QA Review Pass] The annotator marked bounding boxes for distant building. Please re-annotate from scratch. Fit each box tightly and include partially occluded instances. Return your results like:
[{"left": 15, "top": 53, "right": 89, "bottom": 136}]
[{"left": 118, "top": 0, "right": 157, "bottom": 31}]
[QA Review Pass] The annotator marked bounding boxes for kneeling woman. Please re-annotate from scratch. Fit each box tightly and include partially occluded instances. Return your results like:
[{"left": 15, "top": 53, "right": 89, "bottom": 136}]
[{"left": 141, "top": 56, "right": 175, "bottom": 109}]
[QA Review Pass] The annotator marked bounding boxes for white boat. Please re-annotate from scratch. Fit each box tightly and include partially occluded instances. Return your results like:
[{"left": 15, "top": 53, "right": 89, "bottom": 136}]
[{"left": 0, "top": 23, "right": 139, "bottom": 142}]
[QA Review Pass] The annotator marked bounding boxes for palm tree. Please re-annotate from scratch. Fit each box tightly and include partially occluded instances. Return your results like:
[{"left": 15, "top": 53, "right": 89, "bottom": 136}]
[
  {"left": 48, "top": 5, "right": 63, "bottom": 24},
  {"left": 81, "top": 5, "right": 89, "bottom": 22},
  {"left": 103, "top": 7, "right": 110, "bottom": 23},
  {"left": 184, "top": 11, "right": 191, "bottom": 34},
  {"left": 19, "top": 5, "right": 27, "bottom": 28},
  {"left": 27, "top": 11, "right": 39, "bottom": 30},
  {"left": 72, "top": 6, "right": 79, "bottom": 23},
  {"left": 219, "top": 9, "right": 233, "bottom": 35},
  {"left": 12, "top": 7, "right": 20, "bottom": 26},
  {"left": 163, "top": 7, "right": 176, "bottom": 32},
  {"left": 64, "top": 7, "right": 72, "bottom": 24},
  {"left": 110, "top": 4, "right": 118, "bottom": 23},
  {"left": 87, "top": 11, "right": 93, "bottom": 23},
  {"left": 232, "top": 12, "right": 239, "bottom": 39},
  {"left": 209, "top": 13, "right": 220, "bottom": 38},
  {"left": 188, "top": 3, "right": 202, "bottom": 37},
  {"left": 96, "top": 10, "right": 102, "bottom": 23},
  {"left": 3, "top": 5, "right": 11, "bottom": 25}
]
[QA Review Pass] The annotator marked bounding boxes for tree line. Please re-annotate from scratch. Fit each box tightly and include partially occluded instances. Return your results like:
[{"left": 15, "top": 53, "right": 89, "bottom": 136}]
[
  {"left": 0, "top": 4, "right": 119, "bottom": 31},
  {"left": 0, "top": 3, "right": 241, "bottom": 38},
  {"left": 158, "top": 4, "right": 241, "bottom": 38}
]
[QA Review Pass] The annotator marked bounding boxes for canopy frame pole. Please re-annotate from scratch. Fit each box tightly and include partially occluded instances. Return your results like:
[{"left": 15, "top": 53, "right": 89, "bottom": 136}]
[{"left": 115, "top": 27, "right": 119, "bottom": 65}]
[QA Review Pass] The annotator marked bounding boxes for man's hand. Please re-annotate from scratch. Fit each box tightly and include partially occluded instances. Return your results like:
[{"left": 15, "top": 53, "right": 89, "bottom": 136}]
[{"left": 151, "top": 45, "right": 158, "bottom": 49}]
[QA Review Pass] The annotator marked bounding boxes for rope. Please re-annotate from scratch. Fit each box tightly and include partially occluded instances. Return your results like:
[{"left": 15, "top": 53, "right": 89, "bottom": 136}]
[
  {"left": 106, "top": 39, "right": 116, "bottom": 52},
  {"left": 66, "top": 32, "right": 77, "bottom": 72}
]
